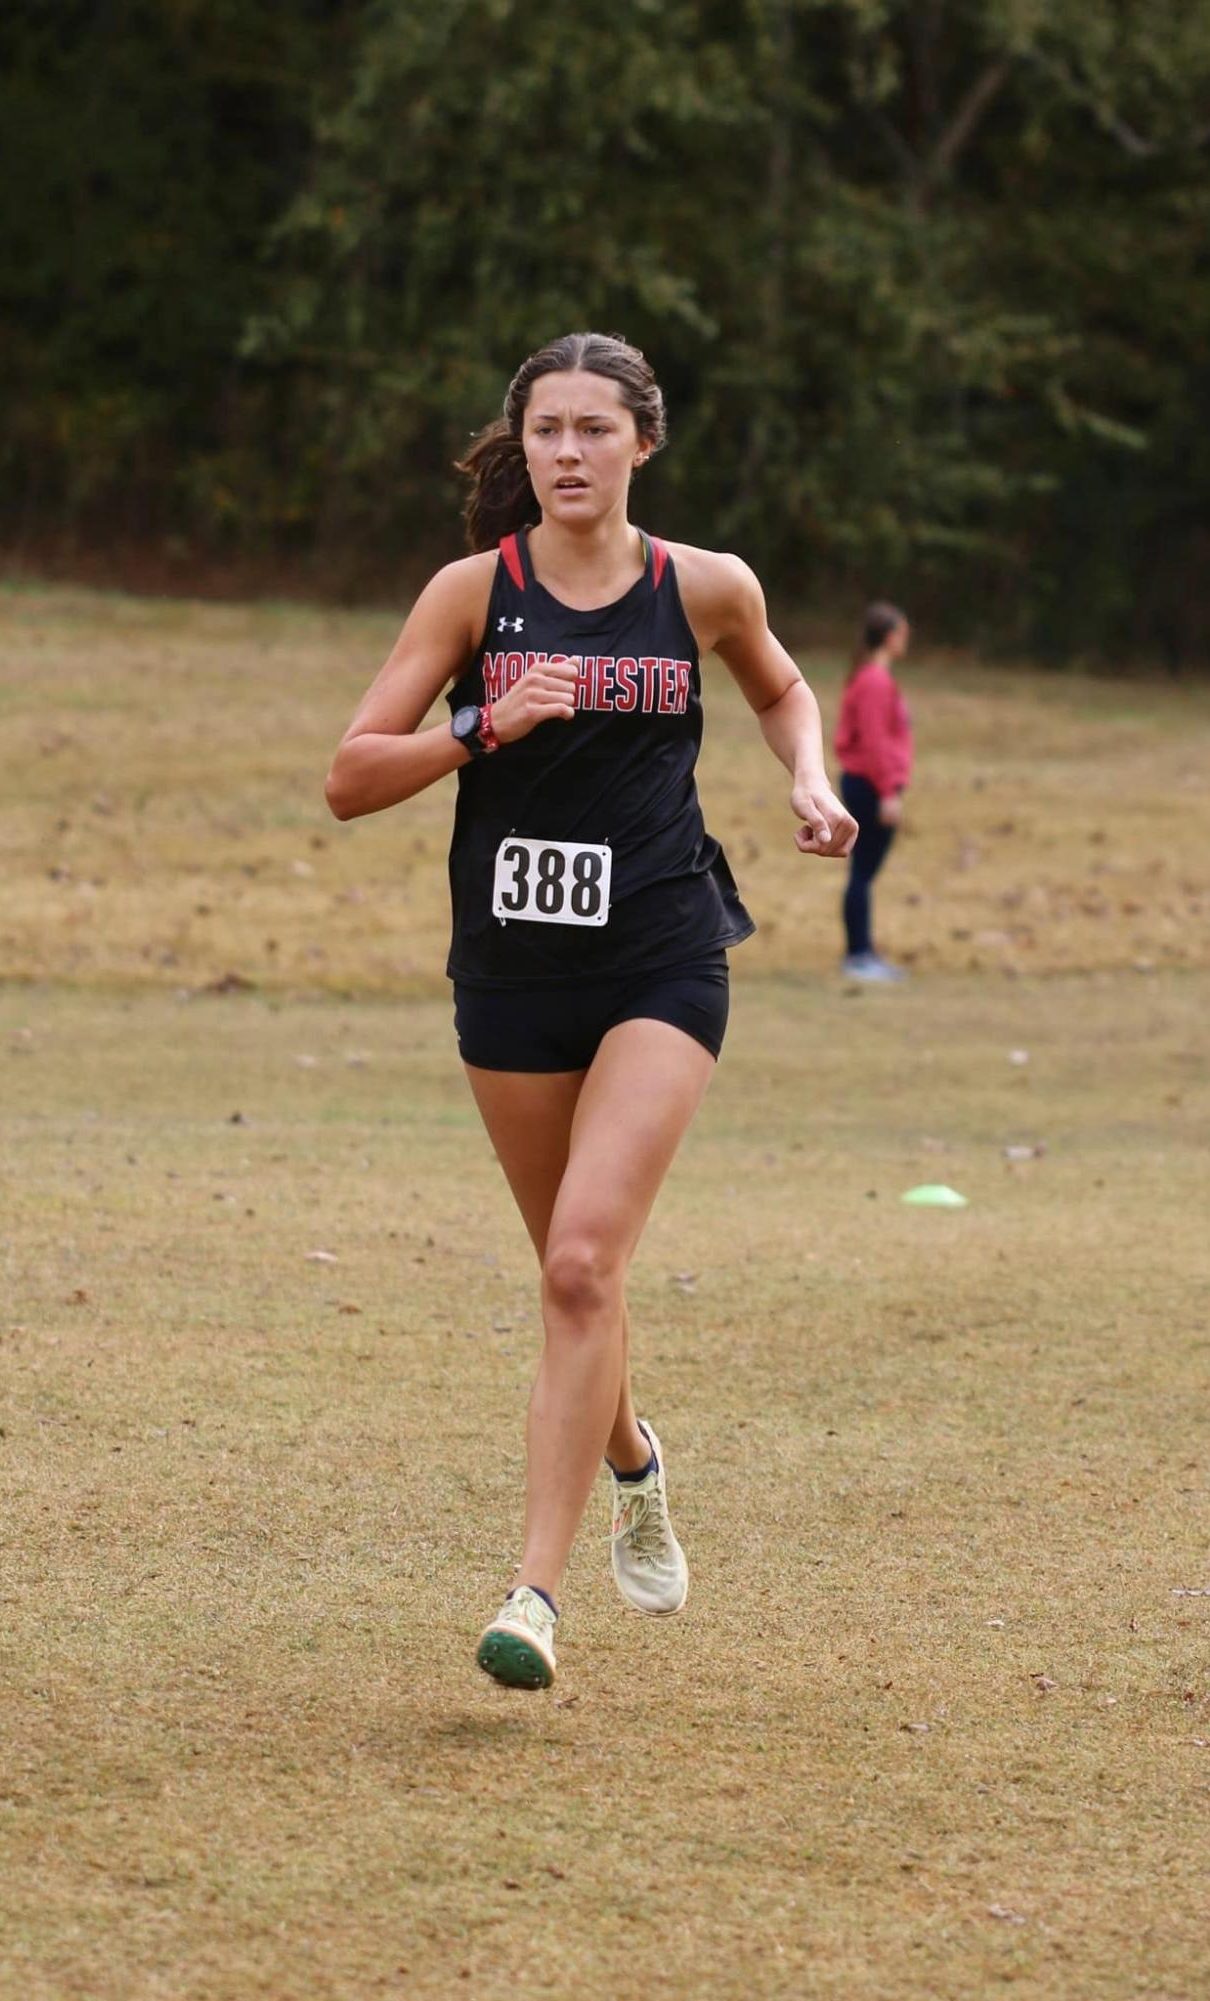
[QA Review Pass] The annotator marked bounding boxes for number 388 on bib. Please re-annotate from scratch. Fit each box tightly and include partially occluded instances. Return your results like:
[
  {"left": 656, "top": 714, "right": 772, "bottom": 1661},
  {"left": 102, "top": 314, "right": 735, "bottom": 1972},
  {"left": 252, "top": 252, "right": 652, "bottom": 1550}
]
[{"left": 491, "top": 836, "right": 612, "bottom": 928}]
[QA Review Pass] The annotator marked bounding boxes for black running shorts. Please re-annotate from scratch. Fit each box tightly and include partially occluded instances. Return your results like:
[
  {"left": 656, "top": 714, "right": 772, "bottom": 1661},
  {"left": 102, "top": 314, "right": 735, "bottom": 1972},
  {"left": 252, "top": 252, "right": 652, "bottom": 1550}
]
[{"left": 453, "top": 955, "right": 730, "bottom": 1073}]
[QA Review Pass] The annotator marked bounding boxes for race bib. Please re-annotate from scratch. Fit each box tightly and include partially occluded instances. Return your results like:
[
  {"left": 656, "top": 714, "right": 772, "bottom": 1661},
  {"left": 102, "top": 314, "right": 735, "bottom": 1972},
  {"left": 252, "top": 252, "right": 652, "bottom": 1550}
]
[{"left": 492, "top": 836, "right": 612, "bottom": 927}]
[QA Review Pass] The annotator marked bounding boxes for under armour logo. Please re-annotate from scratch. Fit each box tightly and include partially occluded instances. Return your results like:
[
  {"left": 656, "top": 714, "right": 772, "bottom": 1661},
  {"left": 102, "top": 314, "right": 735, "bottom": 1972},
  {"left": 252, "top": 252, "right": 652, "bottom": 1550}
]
[{"left": 498, "top": 615, "right": 524, "bottom": 633}]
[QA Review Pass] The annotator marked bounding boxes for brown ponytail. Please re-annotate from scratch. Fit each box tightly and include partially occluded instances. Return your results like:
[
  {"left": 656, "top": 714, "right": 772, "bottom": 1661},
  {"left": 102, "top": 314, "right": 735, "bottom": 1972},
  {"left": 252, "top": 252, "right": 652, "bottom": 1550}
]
[
  {"left": 849, "top": 600, "right": 908, "bottom": 678},
  {"left": 456, "top": 418, "right": 540, "bottom": 552},
  {"left": 455, "top": 331, "right": 668, "bottom": 553}
]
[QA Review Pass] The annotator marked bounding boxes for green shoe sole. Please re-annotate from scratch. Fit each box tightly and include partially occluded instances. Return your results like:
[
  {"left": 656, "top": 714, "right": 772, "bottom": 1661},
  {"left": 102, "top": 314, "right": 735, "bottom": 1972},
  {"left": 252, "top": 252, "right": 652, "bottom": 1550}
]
[{"left": 476, "top": 1627, "right": 554, "bottom": 1690}]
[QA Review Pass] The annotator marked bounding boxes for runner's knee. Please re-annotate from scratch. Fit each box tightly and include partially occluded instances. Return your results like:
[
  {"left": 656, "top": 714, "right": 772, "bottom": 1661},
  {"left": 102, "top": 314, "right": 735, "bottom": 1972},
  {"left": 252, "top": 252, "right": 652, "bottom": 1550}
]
[{"left": 542, "top": 1232, "right": 623, "bottom": 1324}]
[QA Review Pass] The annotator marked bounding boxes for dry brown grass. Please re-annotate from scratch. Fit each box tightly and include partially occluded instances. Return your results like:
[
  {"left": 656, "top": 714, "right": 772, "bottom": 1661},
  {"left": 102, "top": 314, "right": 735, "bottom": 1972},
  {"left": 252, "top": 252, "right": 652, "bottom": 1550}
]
[
  {"left": 1, "top": 585, "right": 1208, "bottom": 2000},
  {"left": 2, "top": 580, "right": 1209, "bottom": 995}
]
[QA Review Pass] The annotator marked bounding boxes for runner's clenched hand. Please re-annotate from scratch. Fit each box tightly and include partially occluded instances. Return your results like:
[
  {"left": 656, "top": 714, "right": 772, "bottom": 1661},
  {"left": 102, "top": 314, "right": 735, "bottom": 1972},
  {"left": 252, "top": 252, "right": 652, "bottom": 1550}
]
[
  {"left": 490, "top": 655, "right": 579, "bottom": 744},
  {"left": 791, "top": 778, "right": 858, "bottom": 858}
]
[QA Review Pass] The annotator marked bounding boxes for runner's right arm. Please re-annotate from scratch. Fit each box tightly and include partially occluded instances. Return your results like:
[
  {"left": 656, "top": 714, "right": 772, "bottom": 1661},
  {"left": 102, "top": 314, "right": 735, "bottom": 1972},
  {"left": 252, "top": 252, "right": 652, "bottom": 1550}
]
[{"left": 325, "top": 556, "right": 577, "bottom": 820}]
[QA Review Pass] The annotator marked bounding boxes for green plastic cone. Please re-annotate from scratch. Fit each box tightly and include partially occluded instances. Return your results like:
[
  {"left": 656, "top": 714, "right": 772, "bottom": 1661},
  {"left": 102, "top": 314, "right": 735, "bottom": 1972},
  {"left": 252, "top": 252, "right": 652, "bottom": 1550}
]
[{"left": 901, "top": 1184, "right": 969, "bottom": 1209}]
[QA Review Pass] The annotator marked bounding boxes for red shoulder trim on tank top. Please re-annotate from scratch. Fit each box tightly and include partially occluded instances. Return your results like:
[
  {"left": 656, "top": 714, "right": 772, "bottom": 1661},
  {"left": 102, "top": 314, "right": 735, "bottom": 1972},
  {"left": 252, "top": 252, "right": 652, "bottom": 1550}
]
[
  {"left": 499, "top": 533, "right": 525, "bottom": 590},
  {"left": 649, "top": 536, "right": 669, "bottom": 589}
]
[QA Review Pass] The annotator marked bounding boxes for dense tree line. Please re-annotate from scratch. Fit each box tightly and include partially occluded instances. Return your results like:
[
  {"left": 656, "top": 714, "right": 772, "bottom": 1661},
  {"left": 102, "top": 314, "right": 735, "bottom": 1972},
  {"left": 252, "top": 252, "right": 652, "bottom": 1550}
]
[{"left": 4, "top": 0, "right": 1209, "bottom": 663}]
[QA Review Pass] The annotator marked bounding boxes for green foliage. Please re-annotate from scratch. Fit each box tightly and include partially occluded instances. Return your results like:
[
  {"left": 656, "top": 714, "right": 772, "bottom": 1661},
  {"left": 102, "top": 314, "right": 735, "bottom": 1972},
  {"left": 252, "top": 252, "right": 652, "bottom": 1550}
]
[{"left": 2, "top": 0, "right": 1209, "bottom": 662}]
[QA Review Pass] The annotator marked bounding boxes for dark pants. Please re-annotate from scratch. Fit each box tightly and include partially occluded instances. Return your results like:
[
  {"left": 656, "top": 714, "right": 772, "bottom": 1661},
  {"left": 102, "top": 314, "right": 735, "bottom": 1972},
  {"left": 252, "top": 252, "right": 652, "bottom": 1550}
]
[{"left": 840, "top": 771, "right": 896, "bottom": 958}]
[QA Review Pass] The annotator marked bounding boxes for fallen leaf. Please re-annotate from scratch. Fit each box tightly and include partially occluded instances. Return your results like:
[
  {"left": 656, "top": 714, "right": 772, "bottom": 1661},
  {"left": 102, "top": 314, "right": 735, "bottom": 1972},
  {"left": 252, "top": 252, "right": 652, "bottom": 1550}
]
[
  {"left": 1031, "top": 1673, "right": 1058, "bottom": 1693},
  {"left": 202, "top": 972, "right": 256, "bottom": 995},
  {"left": 305, "top": 1250, "right": 338, "bottom": 1264},
  {"left": 987, "top": 1904, "right": 1027, "bottom": 1925}
]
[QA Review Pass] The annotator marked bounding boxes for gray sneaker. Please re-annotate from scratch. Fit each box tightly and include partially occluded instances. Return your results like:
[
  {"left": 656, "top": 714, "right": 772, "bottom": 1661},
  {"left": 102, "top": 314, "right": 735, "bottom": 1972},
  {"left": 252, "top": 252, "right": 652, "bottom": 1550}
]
[{"left": 609, "top": 1421, "right": 689, "bottom": 1617}]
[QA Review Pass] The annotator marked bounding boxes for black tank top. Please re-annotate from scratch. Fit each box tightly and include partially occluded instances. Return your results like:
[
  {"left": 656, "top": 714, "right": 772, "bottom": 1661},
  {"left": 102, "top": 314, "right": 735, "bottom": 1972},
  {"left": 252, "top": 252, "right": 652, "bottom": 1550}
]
[{"left": 445, "top": 528, "right": 755, "bottom": 987}]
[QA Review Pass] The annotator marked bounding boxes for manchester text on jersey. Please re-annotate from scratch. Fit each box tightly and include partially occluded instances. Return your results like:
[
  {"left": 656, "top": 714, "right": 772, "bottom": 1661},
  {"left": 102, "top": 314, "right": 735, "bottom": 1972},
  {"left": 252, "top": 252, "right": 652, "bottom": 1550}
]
[{"left": 482, "top": 651, "right": 692, "bottom": 715}]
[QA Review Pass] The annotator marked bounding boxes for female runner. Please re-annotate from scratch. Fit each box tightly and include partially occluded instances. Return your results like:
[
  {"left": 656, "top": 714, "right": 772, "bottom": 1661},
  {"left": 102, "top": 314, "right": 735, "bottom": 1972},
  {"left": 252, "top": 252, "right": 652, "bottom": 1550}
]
[{"left": 325, "top": 332, "right": 856, "bottom": 1690}]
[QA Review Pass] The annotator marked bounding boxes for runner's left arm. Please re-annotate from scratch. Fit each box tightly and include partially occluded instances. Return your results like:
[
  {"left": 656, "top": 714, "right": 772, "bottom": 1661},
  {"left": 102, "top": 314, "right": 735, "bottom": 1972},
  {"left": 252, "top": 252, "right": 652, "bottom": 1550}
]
[{"left": 684, "top": 551, "right": 857, "bottom": 860}]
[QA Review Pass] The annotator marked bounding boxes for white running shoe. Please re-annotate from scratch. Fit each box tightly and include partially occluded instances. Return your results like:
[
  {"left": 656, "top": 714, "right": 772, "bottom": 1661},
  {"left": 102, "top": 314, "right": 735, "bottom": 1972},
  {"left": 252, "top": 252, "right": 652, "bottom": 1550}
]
[
  {"left": 843, "top": 952, "right": 907, "bottom": 983},
  {"left": 609, "top": 1420, "right": 689, "bottom": 1617},
  {"left": 476, "top": 1585, "right": 557, "bottom": 1690}
]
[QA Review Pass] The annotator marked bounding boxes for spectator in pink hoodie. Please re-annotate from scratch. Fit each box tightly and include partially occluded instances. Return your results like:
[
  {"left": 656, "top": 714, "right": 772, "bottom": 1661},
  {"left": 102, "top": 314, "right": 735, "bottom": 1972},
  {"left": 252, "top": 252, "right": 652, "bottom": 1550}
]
[{"left": 834, "top": 602, "right": 913, "bottom": 981}]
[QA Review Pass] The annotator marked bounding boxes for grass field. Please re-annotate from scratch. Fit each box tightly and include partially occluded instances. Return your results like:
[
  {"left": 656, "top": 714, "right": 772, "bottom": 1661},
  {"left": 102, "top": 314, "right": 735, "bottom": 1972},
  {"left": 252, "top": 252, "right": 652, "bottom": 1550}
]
[
  {"left": 2, "top": 581, "right": 1210, "bottom": 995},
  {"left": 2, "top": 584, "right": 1208, "bottom": 2000}
]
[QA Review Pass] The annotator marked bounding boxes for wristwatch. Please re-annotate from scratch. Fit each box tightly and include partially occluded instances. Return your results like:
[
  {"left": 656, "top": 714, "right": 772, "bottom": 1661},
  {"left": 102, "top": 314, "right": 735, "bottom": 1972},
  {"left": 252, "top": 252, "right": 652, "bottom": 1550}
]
[{"left": 450, "top": 703, "right": 499, "bottom": 758}]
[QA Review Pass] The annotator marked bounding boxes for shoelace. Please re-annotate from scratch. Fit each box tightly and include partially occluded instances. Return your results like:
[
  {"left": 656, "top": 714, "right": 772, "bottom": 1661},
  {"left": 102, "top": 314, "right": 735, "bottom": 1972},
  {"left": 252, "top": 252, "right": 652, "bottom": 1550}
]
[
  {"left": 611, "top": 1482, "right": 669, "bottom": 1566},
  {"left": 509, "top": 1588, "right": 555, "bottom": 1638}
]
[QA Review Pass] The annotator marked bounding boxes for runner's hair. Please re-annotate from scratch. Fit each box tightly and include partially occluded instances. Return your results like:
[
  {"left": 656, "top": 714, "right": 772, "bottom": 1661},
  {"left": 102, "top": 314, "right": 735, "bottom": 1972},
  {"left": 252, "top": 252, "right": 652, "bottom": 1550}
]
[{"left": 456, "top": 332, "right": 667, "bottom": 552}]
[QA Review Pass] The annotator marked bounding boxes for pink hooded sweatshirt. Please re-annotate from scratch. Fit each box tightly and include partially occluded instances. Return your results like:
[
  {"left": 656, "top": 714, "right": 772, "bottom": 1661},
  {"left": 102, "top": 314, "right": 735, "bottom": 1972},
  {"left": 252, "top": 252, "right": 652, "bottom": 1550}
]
[{"left": 834, "top": 659, "right": 914, "bottom": 800}]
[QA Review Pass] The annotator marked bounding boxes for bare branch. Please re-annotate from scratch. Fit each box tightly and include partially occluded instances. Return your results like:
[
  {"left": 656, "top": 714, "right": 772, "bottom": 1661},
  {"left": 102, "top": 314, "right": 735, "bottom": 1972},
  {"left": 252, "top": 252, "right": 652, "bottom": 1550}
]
[
  {"left": 927, "top": 56, "right": 1014, "bottom": 185},
  {"left": 1024, "top": 47, "right": 1159, "bottom": 159}
]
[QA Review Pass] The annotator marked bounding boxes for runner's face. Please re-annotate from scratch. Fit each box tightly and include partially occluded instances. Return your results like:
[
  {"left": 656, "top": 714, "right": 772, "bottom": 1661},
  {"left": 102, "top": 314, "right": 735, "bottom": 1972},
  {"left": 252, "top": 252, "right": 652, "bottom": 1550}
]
[{"left": 522, "top": 371, "right": 647, "bottom": 525}]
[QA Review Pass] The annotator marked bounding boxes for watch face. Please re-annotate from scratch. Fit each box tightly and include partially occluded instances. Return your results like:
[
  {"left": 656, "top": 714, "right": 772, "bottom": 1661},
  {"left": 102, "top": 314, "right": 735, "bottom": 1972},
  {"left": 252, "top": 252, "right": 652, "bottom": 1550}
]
[{"left": 452, "top": 705, "right": 480, "bottom": 742}]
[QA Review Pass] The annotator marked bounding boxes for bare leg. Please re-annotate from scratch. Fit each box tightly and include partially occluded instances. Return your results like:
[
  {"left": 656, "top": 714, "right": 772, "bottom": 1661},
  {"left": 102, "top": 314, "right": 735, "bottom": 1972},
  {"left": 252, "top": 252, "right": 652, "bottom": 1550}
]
[
  {"left": 607, "top": 1308, "right": 647, "bottom": 1472},
  {"left": 466, "top": 1021, "right": 713, "bottom": 1596},
  {"left": 520, "top": 1020, "right": 714, "bottom": 1597},
  {"left": 465, "top": 1066, "right": 650, "bottom": 1481}
]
